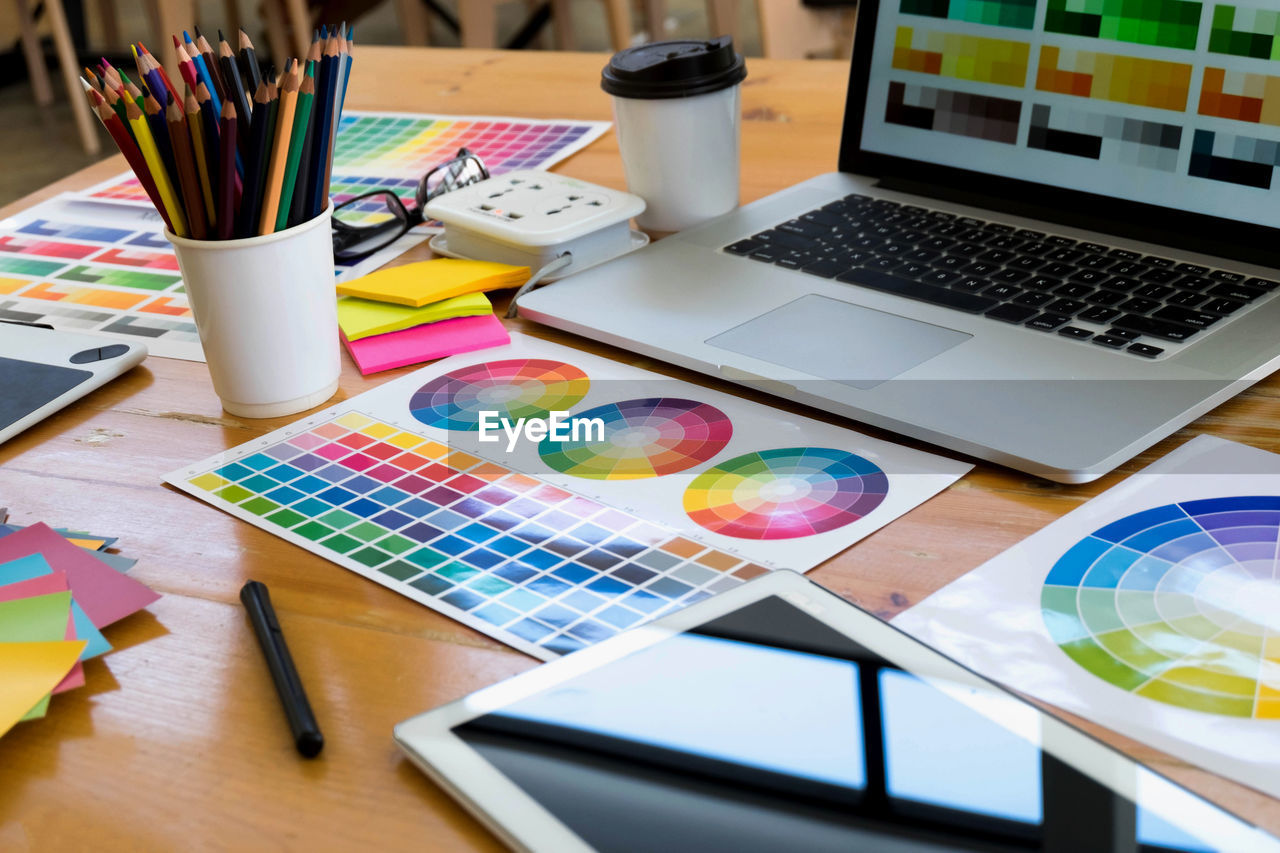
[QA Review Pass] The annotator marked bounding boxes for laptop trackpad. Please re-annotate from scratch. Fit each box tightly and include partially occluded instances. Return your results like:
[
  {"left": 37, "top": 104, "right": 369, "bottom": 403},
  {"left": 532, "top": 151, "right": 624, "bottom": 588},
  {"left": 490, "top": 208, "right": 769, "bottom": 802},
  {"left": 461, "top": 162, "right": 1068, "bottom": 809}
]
[{"left": 706, "top": 294, "right": 971, "bottom": 390}]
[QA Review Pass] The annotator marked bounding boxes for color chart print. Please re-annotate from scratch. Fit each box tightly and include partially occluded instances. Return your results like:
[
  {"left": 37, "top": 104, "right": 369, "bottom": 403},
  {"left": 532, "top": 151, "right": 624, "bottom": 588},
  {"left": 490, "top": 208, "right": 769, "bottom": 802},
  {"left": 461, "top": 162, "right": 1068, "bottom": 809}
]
[
  {"left": 169, "top": 334, "right": 970, "bottom": 660},
  {"left": 409, "top": 359, "right": 591, "bottom": 431},
  {"left": 1028, "top": 104, "right": 1183, "bottom": 170},
  {"left": 1042, "top": 497, "right": 1280, "bottom": 719},
  {"left": 1189, "top": 128, "right": 1280, "bottom": 188},
  {"left": 892, "top": 27, "right": 1031, "bottom": 87},
  {"left": 538, "top": 398, "right": 732, "bottom": 480},
  {"left": 1199, "top": 67, "right": 1280, "bottom": 126},
  {"left": 887, "top": 82, "right": 1023, "bottom": 144},
  {"left": 683, "top": 449, "right": 889, "bottom": 541},
  {"left": 1045, "top": 0, "right": 1204, "bottom": 50},
  {"left": 1035, "top": 47, "right": 1193, "bottom": 111},
  {"left": 901, "top": 0, "right": 1037, "bottom": 29},
  {"left": 1209, "top": 4, "right": 1280, "bottom": 60}
]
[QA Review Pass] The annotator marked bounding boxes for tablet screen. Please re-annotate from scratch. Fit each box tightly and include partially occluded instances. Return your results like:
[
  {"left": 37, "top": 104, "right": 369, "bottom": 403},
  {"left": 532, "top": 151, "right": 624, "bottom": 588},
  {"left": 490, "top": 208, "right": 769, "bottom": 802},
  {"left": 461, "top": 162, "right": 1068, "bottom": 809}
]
[{"left": 452, "top": 595, "right": 1257, "bottom": 852}]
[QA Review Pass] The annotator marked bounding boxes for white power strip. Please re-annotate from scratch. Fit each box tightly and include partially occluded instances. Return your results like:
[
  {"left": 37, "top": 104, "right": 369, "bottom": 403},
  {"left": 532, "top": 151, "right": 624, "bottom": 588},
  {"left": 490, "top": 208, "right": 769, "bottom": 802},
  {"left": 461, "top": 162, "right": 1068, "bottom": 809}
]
[{"left": 423, "top": 170, "right": 648, "bottom": 282}]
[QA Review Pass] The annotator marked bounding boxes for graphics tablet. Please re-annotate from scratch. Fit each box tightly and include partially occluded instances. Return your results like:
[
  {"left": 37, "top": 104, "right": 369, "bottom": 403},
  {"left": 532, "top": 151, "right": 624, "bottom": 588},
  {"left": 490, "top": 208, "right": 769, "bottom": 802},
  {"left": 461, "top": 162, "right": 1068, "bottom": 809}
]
[{"left": 395, "top": 571, "right": 1279, "bottom": 853}]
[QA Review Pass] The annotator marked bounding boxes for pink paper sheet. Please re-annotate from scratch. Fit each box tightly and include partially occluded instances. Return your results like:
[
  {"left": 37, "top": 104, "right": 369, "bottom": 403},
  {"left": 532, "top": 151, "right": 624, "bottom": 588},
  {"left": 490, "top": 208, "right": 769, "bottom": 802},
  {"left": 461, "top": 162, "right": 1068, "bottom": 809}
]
[
  {"left": 341, "top": 314, "right": 511, "bottom": 375},
  {"left": 0, "top": 524, "right": 158, "bottom": 628}
]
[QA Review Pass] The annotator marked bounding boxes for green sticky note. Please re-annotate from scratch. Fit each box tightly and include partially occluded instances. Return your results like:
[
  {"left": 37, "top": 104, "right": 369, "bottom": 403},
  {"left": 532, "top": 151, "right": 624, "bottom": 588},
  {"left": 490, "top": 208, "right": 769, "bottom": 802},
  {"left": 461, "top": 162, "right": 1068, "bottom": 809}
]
[{"left": 337, "top": 291, "right": 493, "bottom": 341}]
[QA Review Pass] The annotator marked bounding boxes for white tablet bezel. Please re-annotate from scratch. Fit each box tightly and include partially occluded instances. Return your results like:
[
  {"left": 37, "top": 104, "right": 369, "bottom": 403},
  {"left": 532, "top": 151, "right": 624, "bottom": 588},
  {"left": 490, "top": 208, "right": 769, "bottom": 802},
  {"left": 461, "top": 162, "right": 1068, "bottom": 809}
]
[{"left": 393, "top": 570, "right": 1278, "bottom": 853}]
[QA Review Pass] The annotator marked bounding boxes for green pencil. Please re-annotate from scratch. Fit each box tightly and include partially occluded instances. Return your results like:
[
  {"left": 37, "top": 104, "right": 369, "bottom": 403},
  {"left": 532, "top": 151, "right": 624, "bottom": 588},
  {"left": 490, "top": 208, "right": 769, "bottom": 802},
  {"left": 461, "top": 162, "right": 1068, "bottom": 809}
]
[{"left": 275, "top": 61, "right": 315, "bottom": 232}]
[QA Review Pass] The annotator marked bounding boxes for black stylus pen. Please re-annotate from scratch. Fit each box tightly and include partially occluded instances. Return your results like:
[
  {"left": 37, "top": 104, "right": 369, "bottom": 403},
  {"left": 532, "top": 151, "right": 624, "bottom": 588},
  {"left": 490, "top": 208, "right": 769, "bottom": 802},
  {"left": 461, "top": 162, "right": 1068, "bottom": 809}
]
[{"left": 240, "top": 580, "right": 324, "bottom": 758}]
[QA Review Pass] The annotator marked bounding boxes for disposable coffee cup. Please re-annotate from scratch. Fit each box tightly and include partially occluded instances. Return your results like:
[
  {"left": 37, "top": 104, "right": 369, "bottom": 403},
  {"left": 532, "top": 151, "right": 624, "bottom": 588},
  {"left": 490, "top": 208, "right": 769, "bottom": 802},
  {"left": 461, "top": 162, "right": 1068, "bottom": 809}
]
[
  {"left": 167, "top": 204, "right": 341, "bottom": 418},
  {"left": 603, "top": 36, "right": 747, "bottom": 233}
]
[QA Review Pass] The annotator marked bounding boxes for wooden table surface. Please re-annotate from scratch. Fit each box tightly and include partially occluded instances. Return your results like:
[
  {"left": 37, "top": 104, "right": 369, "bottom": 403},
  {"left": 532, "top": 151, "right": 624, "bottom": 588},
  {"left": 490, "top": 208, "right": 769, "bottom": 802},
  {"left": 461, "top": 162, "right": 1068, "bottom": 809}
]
[{"left": 1, "top": 47, "right": 1277, "bottom": 849}]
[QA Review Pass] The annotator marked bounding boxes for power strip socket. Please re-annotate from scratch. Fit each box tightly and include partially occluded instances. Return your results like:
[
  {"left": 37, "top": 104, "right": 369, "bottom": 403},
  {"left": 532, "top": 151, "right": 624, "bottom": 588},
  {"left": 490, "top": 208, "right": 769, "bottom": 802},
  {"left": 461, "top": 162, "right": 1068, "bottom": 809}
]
[{"left": 424, "top": 170, "right": 647, "bottom": 280}]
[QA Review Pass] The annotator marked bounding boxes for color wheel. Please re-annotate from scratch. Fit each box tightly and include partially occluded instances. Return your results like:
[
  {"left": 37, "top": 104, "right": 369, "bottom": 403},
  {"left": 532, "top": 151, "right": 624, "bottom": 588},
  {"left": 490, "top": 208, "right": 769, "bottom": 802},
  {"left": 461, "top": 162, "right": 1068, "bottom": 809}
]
[
  {"left": 1042, "top": 497, "right": 1280, "bottom": 719},
  {"left": 409, "top": 359, "right": 589, "bottom": 431},
  {"left": 683, "top": 448, "right": 888, "bottom": 540},
  {"left": 538, "top": 397, "right": 732, "bottom": 480}
]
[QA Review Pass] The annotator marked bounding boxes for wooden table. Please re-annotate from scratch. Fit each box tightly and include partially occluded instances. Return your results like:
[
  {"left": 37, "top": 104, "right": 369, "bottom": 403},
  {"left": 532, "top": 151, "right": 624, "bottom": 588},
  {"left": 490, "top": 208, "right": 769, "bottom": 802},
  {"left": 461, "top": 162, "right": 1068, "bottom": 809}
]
[{"left": 1, "top": 47, "right": 1277, "bottom": 849}]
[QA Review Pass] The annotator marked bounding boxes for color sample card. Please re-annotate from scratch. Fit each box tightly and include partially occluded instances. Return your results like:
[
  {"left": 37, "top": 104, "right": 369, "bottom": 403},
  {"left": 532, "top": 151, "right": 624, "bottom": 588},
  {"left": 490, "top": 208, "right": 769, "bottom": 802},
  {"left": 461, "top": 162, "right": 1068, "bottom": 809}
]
[
  {"left": 895, "top": 435, "right": 1280, "bottom": 801},
  {"left": 168, "top": 334, "right": 969, "bottom": 661}
]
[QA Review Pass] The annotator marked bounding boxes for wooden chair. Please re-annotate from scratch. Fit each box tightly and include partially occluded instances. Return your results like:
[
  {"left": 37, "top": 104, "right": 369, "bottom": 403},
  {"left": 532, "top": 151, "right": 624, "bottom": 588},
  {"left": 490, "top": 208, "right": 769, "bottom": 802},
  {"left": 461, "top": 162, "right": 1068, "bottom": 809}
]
[
  {"left": 14, "top": 0, "right": 100, "bottom": 154},
  {"left": 395, "top": 0, "right": 634, "bottom": 51}
]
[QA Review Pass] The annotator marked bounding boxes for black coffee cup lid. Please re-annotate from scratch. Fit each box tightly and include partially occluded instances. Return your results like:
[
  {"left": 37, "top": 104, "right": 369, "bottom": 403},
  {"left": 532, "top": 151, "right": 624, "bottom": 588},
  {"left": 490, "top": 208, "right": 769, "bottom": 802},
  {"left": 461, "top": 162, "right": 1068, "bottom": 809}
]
[{"left": 601, "top": 36, "right": 747, "bottom": 100}]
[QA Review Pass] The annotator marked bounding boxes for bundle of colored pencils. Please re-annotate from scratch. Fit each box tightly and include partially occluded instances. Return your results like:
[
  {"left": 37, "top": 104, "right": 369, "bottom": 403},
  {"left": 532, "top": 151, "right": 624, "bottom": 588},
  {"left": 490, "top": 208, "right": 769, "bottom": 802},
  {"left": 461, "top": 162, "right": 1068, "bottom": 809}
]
[{"left": 81, "top": 26, "right": 354, "bottom": 241}]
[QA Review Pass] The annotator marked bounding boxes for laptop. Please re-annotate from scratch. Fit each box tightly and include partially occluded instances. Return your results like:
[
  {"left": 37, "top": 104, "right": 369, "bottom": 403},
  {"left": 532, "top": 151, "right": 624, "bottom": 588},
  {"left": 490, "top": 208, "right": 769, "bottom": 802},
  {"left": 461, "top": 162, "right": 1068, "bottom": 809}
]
[{"left": 517, "top": 0, "right": 1280, "bottom": 483}]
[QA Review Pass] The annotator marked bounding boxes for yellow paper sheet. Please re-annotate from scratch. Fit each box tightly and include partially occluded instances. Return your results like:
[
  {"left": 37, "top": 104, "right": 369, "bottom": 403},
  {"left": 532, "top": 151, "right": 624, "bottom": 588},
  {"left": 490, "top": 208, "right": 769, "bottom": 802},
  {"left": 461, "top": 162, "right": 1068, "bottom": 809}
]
[
  {"left": 337, "top": 292, "right": 493, "bottom": 341},
  {"left": 335, "top": 259, "right": 530, "bottom": 307},
  {"left": 1, "top": 640, "right": 87, "bottom": 736}
]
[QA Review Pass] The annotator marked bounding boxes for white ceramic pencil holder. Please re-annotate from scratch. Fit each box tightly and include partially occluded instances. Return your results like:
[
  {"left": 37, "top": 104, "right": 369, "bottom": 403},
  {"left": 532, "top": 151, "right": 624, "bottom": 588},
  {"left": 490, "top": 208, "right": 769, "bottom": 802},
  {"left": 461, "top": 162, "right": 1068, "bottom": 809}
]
[{"left": 167, "top": 204, "right": 340, "bottom": 419}]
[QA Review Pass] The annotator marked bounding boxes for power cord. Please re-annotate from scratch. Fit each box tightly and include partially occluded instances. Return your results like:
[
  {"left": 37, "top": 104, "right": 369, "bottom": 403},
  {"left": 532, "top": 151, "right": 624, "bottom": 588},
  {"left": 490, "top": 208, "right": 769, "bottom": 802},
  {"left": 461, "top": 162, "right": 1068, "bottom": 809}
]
[{"left": 505, "top": 253, "right": 574, "bottom": 318}]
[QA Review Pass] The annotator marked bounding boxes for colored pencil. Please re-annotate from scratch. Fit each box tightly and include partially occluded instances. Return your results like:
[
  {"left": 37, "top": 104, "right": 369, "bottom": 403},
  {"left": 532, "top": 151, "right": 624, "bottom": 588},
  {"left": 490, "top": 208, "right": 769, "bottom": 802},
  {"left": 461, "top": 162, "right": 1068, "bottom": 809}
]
[
  {"left": 85, "top": 87, "right": 171, "bottom": 231},
  {"left": 236, "top": 82, "right": 273, "bottom": 238},
  {"left": 120, "top": 71, "right": 145, "bottom": 109},
  {"left": 137, "top": 42, "right": 183, "bottom": 106},
  {"left": 126, "top": 98, "right": 187, "bottom": 236},
  {"left": 238, "top": 30, "right": 263, "bottom": 97},
  {"left": 188, "top": 31, "right": 225, "bottom": 117},
  {"left": 259, "top": 61, "right": 300, "bottom": 234},
  {"left": 186, "top": 87, "right": 218, "bottom": 227},
  {"left": 276, "top": 62, "right": 315, "bottom": 232},
  {"left": 101, "top": 79, "right": 131, "bottom": 129},
  {"left": 143, "top": 92, "right": 179, "bottom": 195},
  {"left": 306, "top": 33, "right": 340, "bottom": 218},
  {"left": 167, "top": 97, "right": 208, "bottom": 239},
  {"left": 194, "top": 30, "right": 227, "bottom": 106},
  {"left": 218, "top": 33, "right": 252, "bottom": 150},
  {"left": 322, "top": 27, "right": 347, "bottom": 200},
  {"left": 217, "top": 100, "right": 238, "bottom": 239},
  {"left": 174, "top": 39, "right": 201, "bottom": 92}
]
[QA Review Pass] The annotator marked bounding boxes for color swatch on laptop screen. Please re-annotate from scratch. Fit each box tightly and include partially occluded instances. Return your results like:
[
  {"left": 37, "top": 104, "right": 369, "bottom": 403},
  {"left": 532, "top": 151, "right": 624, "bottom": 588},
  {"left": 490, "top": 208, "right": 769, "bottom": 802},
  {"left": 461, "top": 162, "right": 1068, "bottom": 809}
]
[
  {"left": 167, "top": 335, "right": 969, "bottom": 660},
  {"left": 869, "top": 1, "right": 1280, "bottom": 227},
  {"left": 1042, "top": 497, "right": 1280, "bottom": 719}
]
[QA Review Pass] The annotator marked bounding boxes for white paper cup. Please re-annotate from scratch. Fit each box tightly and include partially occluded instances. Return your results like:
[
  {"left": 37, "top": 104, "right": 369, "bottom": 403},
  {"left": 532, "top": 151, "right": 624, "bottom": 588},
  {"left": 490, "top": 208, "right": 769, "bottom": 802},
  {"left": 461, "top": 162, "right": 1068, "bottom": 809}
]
[
  {"left": 603, "top": 37, "right": 747, "bottom": 233},
  {"left": 167, "top": 204, "right": 340, "bottom": 418}
]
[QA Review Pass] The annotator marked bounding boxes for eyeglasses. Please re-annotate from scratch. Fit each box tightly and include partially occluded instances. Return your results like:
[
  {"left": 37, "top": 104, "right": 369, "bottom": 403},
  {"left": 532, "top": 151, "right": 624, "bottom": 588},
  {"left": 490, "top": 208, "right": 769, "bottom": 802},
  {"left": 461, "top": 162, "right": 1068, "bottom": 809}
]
[{"left": 331, "top": 148, "right": 489, "bottom": 261}]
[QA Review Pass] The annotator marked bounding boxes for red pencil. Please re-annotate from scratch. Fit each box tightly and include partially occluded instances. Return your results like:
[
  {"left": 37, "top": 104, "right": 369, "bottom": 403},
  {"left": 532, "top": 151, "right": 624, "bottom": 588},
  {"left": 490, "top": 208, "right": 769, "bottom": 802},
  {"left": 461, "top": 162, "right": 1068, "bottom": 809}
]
[
  {"left": 86, "top": 88, "right": 173, "bottom": 232},
  {"left": 174, "top": 37, "right": 201, "bottom": 92}
]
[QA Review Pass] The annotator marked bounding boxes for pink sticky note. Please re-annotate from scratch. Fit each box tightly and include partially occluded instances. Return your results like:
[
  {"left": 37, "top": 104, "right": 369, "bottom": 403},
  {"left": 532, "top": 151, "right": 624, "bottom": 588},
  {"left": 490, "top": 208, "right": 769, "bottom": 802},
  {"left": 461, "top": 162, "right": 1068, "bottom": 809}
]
[
  {"left": 0, "top": 524, "right": 159, "bottom": 628},
  {"left": 342, "top": 314, "right": 511, "bottom": 375}
]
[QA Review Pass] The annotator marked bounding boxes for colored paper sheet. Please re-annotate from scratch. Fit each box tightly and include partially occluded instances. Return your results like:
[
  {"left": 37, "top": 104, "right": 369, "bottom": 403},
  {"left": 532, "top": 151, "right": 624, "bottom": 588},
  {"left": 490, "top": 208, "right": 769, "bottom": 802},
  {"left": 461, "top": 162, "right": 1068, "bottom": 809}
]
[
  {"left": 338, "top": 292, "right": 493, "bottom": 341},
  {"left": 342, "top": 313, "right": 511, "bottom": 375},
  {"left": 335, "top": 259, "right": 529, "bottom": 307},
  {"left": 0, "top": 553, "right": 56, "bottom": 585},
  {"left": 0, "top": 569, "right": 67, "bottom": 602},
  {"left": 168, "top": 332, "right": 970, "bottom": 661},
  {"left": 895, "top": 436, "right": 1280, "bottom": 801},
  {"left": 0, "top": 523, "right": 158, "bottom": 628},
  {"left": 0, "top": 591, "right": 74, "bottom": 643},
  {"left": 0, "top": 556, "right": 112, "bottom": 659},
  {"left": 0, "top": 641, "right": 87, "bottom": 735},
  {"left": 92, "top": 551, "right": 138, "bottom": 574}
]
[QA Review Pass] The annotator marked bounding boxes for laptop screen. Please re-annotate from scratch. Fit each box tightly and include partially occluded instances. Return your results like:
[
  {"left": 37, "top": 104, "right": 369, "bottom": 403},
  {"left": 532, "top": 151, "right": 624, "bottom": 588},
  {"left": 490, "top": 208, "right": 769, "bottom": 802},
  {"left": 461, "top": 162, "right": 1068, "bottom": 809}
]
[{"left": 855, "top": 1, "right": 1280, "bottom": 232}]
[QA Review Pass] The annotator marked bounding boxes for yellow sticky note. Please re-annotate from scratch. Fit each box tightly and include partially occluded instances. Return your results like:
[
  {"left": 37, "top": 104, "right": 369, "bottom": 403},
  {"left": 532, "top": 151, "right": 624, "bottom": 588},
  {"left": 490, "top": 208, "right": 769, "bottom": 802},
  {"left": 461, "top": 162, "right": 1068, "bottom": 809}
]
[
  {"left": 337, "top": 292, "right": 493, "bottom": 341},
  {"left": 1, "top": 640, "right": 88, "bottom": 736},
  {"left": 335, "top": 259, "right": 530, "bottom": 307}
]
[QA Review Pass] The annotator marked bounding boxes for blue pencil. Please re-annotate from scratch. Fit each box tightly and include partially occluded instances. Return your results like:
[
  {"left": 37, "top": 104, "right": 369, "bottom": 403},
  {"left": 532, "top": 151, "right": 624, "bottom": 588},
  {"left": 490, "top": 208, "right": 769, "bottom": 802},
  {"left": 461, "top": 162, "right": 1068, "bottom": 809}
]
[
  {"left": 305, "top": 33, "right": 340, "bottom": 218},
  {"left": 184, "top": 31, "right": 223, "bottom": 118}
]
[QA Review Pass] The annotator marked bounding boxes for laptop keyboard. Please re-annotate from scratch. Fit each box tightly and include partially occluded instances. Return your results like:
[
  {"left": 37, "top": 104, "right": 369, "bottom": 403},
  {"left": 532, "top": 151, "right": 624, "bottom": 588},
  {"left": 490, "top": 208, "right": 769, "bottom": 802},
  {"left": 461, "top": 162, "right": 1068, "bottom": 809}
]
[{"left": 722, "top": 193, "right": 1278, "bottom": 359}]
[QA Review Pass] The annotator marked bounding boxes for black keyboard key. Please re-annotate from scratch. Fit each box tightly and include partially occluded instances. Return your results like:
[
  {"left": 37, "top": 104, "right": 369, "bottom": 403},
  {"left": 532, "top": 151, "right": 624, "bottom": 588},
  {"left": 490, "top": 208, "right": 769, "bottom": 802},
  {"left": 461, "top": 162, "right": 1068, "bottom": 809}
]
[
  {"left": 923, "top": 270, "right": 962, "bottom": 286},
  {"left": 1079, "top": 306, "right": 1121, "bottom": 324},
  {"left": 1144, "top": 256, "right": 1174, "bottom": 267},
  {"left": 1078, "top": 242, "right": 1110, "bottom": 254},
  {"left": 836, "top": 267, "right": 998, "bottom": 313},
  {"left": 1108, "top": 261, "right": 1146, "bottom": 276},
  {"left": 986, "top": 236, "right": 1024, "bottom": 250},
  {"left": 1046, "top": 235, "right": 1077, "bottom": 247},
  {"left": 1039, "top": 262, "right": 1076, "bottom": 277},
  {"left": 986, "top": 303, "right": 1039, "bottom": 323},
  {"left": 801, "top": 210, "right": 845, "bottom": 228},
  {"left": 1078, "top": 254, "right": 1117, "bottom": 270},
  {"left": 749, "top": 248, "right": 783, "bottom": 263},
  {"left": 1128, "top": 343, "right": 1165, "bottom": 358},
  {"left": 957, "top": 216, "right": 984, "bottom": 227},
  {"left": 927, "top": 211, "right": 957, "bottom": 222},
  {"left": 984, "top": 283, "right": 1022, "bottom": 300},
  {"left": 952, "top": 242, "right": 988, "bottom": 257},
  {"left": 725, "top": 239, "right": 762, "bottom": 255},
  {"left": 1245, "top": 277, "right": 1279, "bottom": 291},
  {"left": 1092, "top": 335, "right": 1128, "bottom": 349},
  {"left": 1047, "top": 298, "right": 1087, "bottom": 314},
  {"left": 1175, "top": 263, "right": 1208, "bottom": 275},
  {"left": 1103, "top": 277, "right": 1143, "bottom": 292},
  {"left": 1210, "top": 270, "right": 1244, "bottom": 283},
  {"left": 977, "top": 249, "right": 1018, "bottom": 264},
  {"left": 776, "top": 257, "right": 805, "bottom": 270},
  {"left": 1108, "top": 248, "right": 1141, "bottom": 260},
  {"left": 757, "top": 230, "right": 816, "bottom": 251},
  {"left": 1026, "top": 313, "right": 1070, "bottom": 331},
  {"left": 1202, "top": 297, "right": 1244, "bottom": 315},
  {"left": 953, "top": 277, "right": 990, "bottom": 292},
  {"left": 963, "top": 261, "right": 1000, "bottom": 276},
  {"left": 1018, "top": 242, "right": 1053, "bottom": 256},
  {"left": 907, "top": 248, "right": 942, "bottom": 263},
  {"left": 1120, "top": 297, "right": 1160, "bottom": 313},
  {"left": 1015, "top": 229, "right": 1046, "bottom": 240},
  {"left": 1069, "top": 269, "right": 1110, "bottom": 285},
  {"left": 930, "top": 223, "right": 966, "bottom": 238},
  {"left": 1046, "top": 248, "right": 1084, "bottom": 262},
  {"left": 1111, "top": 313, "right": 1199, "bottom": 341},
  {"left": 1105, "top": 328, "right": 1139, "bottom": 340},
  {"left": 1174, "top": 276, "right": 1214, "bottom": 291},
  {"left": 800, "top": 258, "right": 847, "bottom": 278},
  {"left": 1168, "top": 290, "right": 1208, "bottom": 307},
  {"left": 1014, "top": 291, "right": 1054, "bottom": 307},
  {"left": 985, "top": 223, "right": 1015, "bottom": 234},
  {"left": 1024, "top": 276, "right": 1063, "bottom": 291},
  {"left": 994, "top": 268, "right": 1032, "bottom": 283},
  {"left": 1058, "top": 326, "right": 1093, "bottom": 339},
  {"left": 1055, "top": 283, "right": 1095, "bottom": 298},
  {"left": 896, "top": 262, "right": 931, "bottom": 278},
  {"left": 1207, "top": 282, "right": 1266, "bottom": 302},
  {"left": 935, "top": 256, "right": 971, "bottom": 270},
  {"left": 918, "top": 237, "right": 957, "bottom": 252},
  {"left": 1153, "top": 306, "right": 1221, "bottom": 329},
  {"left": 1008, "top": 255, "right": 1048, "bottom": 271},
  {"left": 1140, "top": 268, "right": 1178, "bottom": 283},
  {"left": 777, "top": 220, "right": 829, "bottom": 238},
  {"left": 1087, "top": 290, "right": 1127, "bottom": 306},
  {"left": 866, "top": 256, "right": 904, "bottom": 272},
  {"left": 1135, "top": 283, "right": 1175, "bottom": 300},
  {"left": 880, "top": 241, "right": 913, "bottom": 256}
]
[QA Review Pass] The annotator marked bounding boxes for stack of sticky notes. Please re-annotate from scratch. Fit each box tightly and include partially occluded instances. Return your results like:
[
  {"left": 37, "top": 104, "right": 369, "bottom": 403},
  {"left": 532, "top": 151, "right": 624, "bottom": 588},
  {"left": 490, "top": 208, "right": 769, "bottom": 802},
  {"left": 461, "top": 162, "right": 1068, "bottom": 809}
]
[
  {"left": 0, "top": 511, "right": 160, "bottom": 739},
  {"left": 334, "top": 258, "right": 524, "bottom": 374}
]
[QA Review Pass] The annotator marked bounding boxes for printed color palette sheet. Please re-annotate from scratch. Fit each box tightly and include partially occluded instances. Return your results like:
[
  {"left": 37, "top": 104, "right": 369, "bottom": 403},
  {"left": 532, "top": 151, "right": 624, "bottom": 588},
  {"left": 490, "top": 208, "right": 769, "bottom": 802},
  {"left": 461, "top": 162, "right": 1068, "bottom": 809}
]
[
  {"left": 168, "top": 334, "right": 968, "bottom": 660},
  {"left": 895, "top": 435, "right": 1280, "bottom": 801}
]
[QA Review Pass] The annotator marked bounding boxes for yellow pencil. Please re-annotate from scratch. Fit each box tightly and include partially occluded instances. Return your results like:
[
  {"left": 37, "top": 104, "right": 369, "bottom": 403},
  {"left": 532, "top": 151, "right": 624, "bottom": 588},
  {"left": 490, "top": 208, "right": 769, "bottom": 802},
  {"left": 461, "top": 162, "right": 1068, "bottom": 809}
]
[
  {"left": 259, "top": 61, "right": 300, "bottom": 235},
  {"left": 126, "top": 98, "right": 189, "bottom": 237},
  {"left": 186, "top": 87, "right": 217, "bottom": 227}
]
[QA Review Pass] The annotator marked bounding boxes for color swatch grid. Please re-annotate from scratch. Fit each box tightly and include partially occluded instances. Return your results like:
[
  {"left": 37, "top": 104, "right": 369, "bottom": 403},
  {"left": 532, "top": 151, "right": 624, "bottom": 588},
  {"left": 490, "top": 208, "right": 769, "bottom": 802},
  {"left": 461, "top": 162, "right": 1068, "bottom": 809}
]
[
  {"left": 893, "top": 27, "right": 1031, "bottom": 87},
  {"left": 1043, "top": 497, "right": 1280, "bottom": 719},
  {"left": 1045, "top": 0, "right": 1204, "bottom": 50},
  {"left": 1028, "top": 104, "right": 1183, "bottom": 169},
  {"left": 1189, "top": 128, "right": 1280, "bottom": 188},
  {"left": 1036, "top": 47, "right": 1193, "bottom": 111},
  {"left": 1199, "top": 67, "right": 1280, "bottom": 126},
  {"left": 901, "top": 0, "right": 1038, "bottom": 29},
  {"left": 1208, "top": 4, "right": 1280, "bottom": 60},
  {"left": 887, "top": 82, "right": 1023, "bottom": 143}
]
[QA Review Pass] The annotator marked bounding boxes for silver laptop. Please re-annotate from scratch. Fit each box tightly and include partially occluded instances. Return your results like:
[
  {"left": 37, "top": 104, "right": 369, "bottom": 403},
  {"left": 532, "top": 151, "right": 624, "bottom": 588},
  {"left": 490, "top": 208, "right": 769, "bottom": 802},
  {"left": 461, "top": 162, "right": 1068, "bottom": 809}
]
[{"left": 518, "top": 0, "right": 1280, "bottom": 483}]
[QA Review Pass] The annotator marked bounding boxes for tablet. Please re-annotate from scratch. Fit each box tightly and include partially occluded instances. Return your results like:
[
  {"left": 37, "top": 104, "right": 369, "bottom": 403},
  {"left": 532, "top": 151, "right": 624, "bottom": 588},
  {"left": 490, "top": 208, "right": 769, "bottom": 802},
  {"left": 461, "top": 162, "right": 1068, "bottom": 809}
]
[
  {"left": 395, "top": 571, "right": 1279, "bottom": 853},
  {"left": 0, "top": 322, "right": 146, "bottom": 446}
]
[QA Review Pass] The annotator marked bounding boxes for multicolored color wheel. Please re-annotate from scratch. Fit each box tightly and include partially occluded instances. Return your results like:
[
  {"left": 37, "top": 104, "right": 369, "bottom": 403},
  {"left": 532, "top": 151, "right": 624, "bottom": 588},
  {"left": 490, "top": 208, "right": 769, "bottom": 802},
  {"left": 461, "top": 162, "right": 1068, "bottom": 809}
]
[
  {"left": 538, "top": 397, "right": 732, "bottom": 480},
  {"left": 408, "top": 359, "right": 589, "bottom": 431},
  {"left": 683, "top": 447, "right": 888, "bottom": 540},
  {"left": 1043, "top": 497, "right": 1280, "bottom": 719}
]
